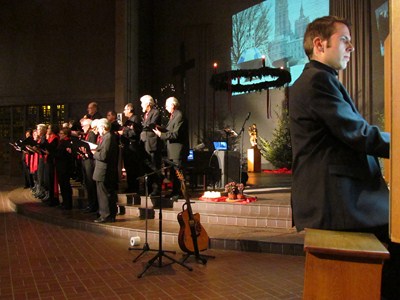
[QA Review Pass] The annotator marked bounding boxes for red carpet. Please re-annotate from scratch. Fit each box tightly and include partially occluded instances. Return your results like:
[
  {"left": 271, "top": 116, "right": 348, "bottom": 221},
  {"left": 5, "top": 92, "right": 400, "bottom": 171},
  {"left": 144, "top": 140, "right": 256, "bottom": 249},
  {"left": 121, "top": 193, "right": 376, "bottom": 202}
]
[
  {"left": 199, "top": 195, "right": 257, "bottom": 204},
  {"left": 263, "top": 168, "right": 292, "bottom": 174}
]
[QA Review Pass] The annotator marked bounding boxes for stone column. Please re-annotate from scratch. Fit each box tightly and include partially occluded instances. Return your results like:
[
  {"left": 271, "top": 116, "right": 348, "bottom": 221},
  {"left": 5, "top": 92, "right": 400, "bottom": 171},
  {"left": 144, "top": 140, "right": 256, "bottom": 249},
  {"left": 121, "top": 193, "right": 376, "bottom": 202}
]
[{"left": 115, "top": 0, "right": 139, "bottom": 113}]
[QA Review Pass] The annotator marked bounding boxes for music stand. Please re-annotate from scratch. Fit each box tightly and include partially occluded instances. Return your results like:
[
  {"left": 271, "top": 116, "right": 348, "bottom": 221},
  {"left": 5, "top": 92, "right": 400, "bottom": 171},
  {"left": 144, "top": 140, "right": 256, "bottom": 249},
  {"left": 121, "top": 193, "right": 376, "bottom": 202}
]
[
  {"left": 128, "top": 173, "right": 157, "bottom": 262},
  {"left": 137, "top": 167, "right": 193, "bottom": 278}
]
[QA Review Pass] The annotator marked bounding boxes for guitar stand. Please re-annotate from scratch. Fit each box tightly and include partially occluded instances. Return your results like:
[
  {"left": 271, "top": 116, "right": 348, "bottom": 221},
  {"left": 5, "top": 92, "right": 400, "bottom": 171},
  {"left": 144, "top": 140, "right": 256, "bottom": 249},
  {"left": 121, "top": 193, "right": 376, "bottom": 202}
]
[
  {"left": 129, "top": 174, "right": 158, "bottom": 262},
  {"left": 137, "top": 179, "right": 192, "bottom": 278},
  {"left": 181, "top": 252, "right": 215, "bottom": 265}
]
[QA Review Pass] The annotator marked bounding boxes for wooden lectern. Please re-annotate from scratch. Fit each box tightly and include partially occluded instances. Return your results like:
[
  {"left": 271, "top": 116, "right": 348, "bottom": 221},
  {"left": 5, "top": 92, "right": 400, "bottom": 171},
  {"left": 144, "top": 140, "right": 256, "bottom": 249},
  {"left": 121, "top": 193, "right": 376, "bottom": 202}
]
[
  {"left": 303, "top": 228, "right": 389, "bottom": 300},
  {"left": 247, "top": 146, "right": 261, "bottom": 172}
]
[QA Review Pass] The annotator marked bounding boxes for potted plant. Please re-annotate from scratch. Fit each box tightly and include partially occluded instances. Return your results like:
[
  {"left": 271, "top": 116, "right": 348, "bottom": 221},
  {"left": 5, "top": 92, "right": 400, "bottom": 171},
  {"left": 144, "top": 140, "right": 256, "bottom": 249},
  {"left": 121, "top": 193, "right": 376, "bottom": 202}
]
[
  {"left": 236, "top": 183, "right": 245, "bottom": 199},
  {"left": 225, "top": 182, "right": 238, "bottom": 199}
]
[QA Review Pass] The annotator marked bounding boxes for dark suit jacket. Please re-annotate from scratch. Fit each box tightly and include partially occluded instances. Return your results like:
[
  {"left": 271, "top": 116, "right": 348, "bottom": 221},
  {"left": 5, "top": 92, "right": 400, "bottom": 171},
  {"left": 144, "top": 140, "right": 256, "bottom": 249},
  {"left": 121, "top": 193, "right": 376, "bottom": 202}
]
[
  {"left": 140, "top": 108, "right": 161, "bottom": 153},
  {"left": 121, "top": 115, "right": 142, "bottom": 152},
  {"left": 55, "top": 138, "right": 74, "bottom": 177},
  {"left": 289, "top": 60, "right": 390, "bottom": 231},
  {"left": 159, "top": 109, "right": 189, "bottom": 161},
  {"left": 93, "top": 131, "right": 119, "bottom": 188},
  {"left": 86, "top": 111, "right": 102, "bottom": 120}
]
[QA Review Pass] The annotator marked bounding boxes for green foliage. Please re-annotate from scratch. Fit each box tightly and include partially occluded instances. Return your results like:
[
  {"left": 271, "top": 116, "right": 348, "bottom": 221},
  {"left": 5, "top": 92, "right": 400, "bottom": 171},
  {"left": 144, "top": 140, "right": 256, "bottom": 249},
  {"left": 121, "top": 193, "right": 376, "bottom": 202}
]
[{"left": 259, "top": 109, "right": 292, "bottom": 169}]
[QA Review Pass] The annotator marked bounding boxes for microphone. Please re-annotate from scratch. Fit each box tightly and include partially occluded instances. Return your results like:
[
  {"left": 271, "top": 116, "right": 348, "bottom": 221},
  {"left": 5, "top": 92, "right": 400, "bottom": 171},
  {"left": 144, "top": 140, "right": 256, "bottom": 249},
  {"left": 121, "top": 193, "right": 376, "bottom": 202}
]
[
  {"left": 162, "top": 158, "right": 181, "bottom": 169},
  {"left": 245, "top": 112, "right": 251, "bottom": 120}
]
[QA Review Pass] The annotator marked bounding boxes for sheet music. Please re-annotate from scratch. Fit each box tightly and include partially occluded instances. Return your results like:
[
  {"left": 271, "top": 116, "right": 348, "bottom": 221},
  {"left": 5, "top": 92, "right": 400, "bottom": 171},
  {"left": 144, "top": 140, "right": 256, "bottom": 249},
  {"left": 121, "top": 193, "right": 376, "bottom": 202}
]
[{"left": 82, "top": 140, "right": 98, "bottom": 150}]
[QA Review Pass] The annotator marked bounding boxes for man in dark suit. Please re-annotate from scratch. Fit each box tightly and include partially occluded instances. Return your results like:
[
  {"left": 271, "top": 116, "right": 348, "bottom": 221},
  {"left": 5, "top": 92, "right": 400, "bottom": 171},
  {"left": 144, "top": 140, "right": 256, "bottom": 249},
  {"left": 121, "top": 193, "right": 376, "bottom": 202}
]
[
  {"left": 106, "top": 110, "right": 122, "bottom": 133},
  {"left": 86, "top": 101, "right": 102, "bottom": 120},
  {"left": 120, "top": 103, "right": 143, "bottom": 193},
  {"left": 290, "top": 16, "right": 400, "bottom": 298},
  {"left": 154, "top": 97, "right": 189, "bottom": 200},
  {"left": 289, "top": 15, "right": 390, "bottom": 234},
  {"left": 79, "top": 118, "right": 98, "bottom": 213},
  {"left": 92, "top": 118, "right": 119, "bottom": 223},
  {"left": 140, "top": 95, "right": 163, "bottom": 196},
  {"left": 55, "top": 128, "right": 74, "bottom": 210}
]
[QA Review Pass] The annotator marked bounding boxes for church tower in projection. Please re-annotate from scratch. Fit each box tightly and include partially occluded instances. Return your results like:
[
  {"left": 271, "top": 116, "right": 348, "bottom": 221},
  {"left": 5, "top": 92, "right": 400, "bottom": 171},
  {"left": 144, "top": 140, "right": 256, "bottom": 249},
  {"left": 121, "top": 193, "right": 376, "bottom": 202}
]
[
  {"left": 269, "top": 0, "right": 310, "bottom": 68},
  {"left": 275, "top": 0, "right": 291, "bottom": 40},
  {"left": 294, "top": 2, "right": 309, "bottom": 39},
  {"left": 293, "top": 2, "right": 310, "bottom": 64},
  {"left": 269, "top": 0, "right": 292, "bottom": 66}
]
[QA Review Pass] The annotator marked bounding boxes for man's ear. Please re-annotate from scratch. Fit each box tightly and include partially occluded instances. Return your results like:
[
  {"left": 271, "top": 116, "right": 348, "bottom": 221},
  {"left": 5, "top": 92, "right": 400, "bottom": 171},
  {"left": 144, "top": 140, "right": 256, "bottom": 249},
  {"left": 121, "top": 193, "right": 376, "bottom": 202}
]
[{"left": 313, "top": 37, "right": 324, "bottom": 53}]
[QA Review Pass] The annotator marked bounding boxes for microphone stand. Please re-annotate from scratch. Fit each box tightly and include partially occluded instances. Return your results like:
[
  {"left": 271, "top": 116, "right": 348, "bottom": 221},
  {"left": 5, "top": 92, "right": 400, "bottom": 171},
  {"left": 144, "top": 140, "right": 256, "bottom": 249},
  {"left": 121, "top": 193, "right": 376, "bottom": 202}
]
[
  {"left": 136, "top": 164, "right": 192, "bottom": 278},
  {"left": 238, "top": 113, "right": 250, "bottom": 184},
  {"left": 128, "top": 172, "right": 158, "bottom": 262}
]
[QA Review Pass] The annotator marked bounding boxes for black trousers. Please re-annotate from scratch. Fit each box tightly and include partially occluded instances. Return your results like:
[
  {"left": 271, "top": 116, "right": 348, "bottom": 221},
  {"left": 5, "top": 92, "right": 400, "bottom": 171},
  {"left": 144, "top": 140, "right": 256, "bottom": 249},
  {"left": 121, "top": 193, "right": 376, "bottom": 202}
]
[
  {"left": 143, "top": 150, "right": 162, "bottom": 195},
  {"left": 96, "top": 181, "right": 117, "bottom": 219},
  {"left": 123, "top": 147, "right": 143, "bottom": 193},
  {"left": 57, "top": 170, "right": 72, "bottom": 209},
  {"left": 82, "top": 158, "right": 98, "bottom": 210}
]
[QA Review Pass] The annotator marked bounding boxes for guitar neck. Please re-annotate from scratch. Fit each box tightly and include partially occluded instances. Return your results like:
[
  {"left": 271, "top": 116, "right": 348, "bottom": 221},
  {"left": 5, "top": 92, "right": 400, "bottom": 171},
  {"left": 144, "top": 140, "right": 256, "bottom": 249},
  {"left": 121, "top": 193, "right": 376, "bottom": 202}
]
[{"left": 177, "top": 169, "right": 195, "bottom": 216}]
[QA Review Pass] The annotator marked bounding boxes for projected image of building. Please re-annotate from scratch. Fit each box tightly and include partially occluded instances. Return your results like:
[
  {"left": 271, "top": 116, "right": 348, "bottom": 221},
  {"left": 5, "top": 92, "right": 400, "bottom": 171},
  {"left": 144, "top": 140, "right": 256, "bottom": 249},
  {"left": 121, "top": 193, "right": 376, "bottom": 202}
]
[{"left": 231, "top": 0, "right": 329, "bottom": 89}]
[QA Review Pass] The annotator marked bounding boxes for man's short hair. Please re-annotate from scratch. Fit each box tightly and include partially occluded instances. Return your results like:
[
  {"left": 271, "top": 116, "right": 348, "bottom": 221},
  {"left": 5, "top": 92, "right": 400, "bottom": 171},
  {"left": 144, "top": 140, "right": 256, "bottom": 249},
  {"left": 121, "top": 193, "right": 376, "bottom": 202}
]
[
  {"left": 91, "top": 119, "right": 99, "bottom": 129},
  {"left": 107, "top": 110, "right": 117, "bottom": 118},
  {"left": 60, "top": 128, "right": 71, "bottom": 137},
  {"left": 166, "top": 97, "right": 180, "bottom": 108},
  {"left": 37, "top": 124, "right": 47, "bottom": 133},
  {"left": 88, "top": 102, "right": 98, "bottom": 110},
  {"left": 125, "top": 103, "right": 134, "bottom": 113},
  {"left": 97, "top": 118, "right": 110, "bottom": 131},
  {"left": 140, "top": 95, "right": 155, "bottom": 107},
  {"left": 303, "top": 16, "right": 351, "bottom": 60},
  {"left": 81, "top": 118, "right": 92, "bottom": 127}
]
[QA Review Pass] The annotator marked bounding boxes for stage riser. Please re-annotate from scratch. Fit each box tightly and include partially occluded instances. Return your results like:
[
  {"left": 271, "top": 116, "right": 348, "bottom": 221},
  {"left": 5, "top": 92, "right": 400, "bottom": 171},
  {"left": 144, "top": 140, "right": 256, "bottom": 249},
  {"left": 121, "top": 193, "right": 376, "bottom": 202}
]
[
  {"left": 10, "top": 200, "right": 303, "bottom": 256},
  {"left": 118, "top": 195, "right": 292, "bottom": 229}
]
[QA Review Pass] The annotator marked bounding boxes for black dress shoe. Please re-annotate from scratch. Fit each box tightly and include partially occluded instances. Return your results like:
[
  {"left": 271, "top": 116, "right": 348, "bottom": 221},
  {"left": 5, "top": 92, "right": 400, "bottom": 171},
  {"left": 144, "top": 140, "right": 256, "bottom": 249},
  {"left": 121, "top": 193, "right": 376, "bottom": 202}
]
[
  {"left": 59, "top": 205, "right": 72, "bottom": 210},
  {"left": 94, "top": 216, "right": 115, "bottom": 223},
  {"left": 83, "top": 207, "right": 97, "bottom": 213},
  {"left": 48, "top": 201, "right": 60, "bottom": 207},
  {"left": 170, "top": 195, "right": 180, "bottom": 202}
]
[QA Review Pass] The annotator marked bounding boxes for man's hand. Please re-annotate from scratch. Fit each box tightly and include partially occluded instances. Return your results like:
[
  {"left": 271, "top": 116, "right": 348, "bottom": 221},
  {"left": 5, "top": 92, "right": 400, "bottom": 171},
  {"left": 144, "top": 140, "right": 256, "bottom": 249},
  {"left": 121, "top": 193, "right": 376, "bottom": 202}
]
[{"left": 153, "top": 128, "right": 161, "bottom": 137}]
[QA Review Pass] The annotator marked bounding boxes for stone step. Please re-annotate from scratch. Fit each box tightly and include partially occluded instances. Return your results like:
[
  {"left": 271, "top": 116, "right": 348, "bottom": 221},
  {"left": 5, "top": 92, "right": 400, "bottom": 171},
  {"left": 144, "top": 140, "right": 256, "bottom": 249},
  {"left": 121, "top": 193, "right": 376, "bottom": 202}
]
[
  {"left": 120, "top": 203, "right": 292, "bottom": 229},
  {"left": 117, "top": 191, "right": 291, "bottom": 215},
  {"left": 116, "top": 191, "right": 292, "bottom": 229}
]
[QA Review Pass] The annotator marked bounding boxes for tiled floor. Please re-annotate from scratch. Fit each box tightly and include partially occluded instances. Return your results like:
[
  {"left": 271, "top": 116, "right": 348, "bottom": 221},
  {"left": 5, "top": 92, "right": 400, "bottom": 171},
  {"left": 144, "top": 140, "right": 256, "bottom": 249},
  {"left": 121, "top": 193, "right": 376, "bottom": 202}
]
[{"left": 0, "top": 176, "right": 305, "bottom": 299}]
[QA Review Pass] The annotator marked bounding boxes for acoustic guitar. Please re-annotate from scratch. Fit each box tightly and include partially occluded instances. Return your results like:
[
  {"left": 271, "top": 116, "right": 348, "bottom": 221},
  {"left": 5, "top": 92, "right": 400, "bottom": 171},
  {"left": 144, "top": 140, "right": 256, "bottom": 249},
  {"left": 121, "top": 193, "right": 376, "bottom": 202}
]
[{"left": 176, "top": 169, "right": 209, "bottom": 255}]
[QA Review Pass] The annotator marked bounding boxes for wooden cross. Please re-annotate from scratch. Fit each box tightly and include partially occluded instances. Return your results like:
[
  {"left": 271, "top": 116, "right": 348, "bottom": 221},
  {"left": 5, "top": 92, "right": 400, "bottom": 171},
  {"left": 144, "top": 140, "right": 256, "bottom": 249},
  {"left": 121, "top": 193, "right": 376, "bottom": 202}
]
[{"left": 172, "top": 42, "right": 195, "bottom": 94}]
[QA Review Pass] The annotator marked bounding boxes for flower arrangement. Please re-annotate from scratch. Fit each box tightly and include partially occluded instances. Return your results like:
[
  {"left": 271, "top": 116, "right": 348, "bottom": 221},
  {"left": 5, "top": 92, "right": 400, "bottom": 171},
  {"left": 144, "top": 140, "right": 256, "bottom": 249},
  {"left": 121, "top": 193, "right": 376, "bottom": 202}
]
[
  {"left": 225, "top": 182, "right": 238, "bottom": 194},
  {"left": 224, "top": 182, "right": 247, "bottom": 200}
]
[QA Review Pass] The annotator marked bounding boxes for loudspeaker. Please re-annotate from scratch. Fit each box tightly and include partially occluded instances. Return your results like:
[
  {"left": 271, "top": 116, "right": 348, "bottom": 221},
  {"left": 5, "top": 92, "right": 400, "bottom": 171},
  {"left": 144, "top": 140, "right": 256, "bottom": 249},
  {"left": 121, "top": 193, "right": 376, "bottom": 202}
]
[{"left": 214, "top": 150, "right": 240, "bottom": 188}]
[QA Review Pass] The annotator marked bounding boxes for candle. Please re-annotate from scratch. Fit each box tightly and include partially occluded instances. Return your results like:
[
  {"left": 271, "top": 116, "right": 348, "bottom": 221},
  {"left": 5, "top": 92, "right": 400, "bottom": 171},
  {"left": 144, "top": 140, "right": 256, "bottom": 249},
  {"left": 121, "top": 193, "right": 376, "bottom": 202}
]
[
  {"left": 213, "top": 62, "right": 218, "bottom": 74},
  {"left": 261, "top": 55, "right": 266, "bottom": 68}
]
